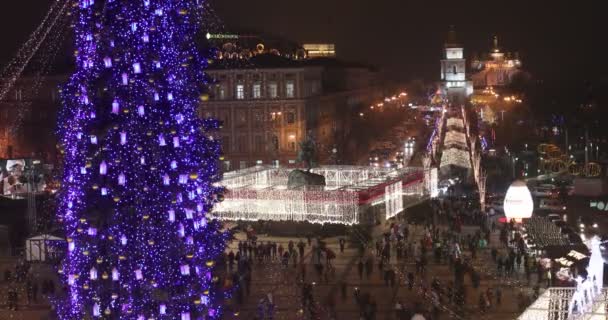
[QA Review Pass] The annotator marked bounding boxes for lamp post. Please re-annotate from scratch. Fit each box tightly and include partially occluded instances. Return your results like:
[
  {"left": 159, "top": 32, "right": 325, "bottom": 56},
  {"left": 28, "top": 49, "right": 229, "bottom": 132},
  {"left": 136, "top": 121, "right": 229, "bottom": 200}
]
[{"left": 332, "top": 147, "right": 338, "bottom": 165}]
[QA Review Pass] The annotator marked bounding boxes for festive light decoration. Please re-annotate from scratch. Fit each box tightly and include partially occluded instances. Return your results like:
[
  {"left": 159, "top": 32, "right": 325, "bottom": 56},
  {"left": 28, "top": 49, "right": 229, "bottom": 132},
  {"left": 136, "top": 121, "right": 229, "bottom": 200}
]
[
  {"left": 216, "top": 166, "right": 424, "bottom": 224},
  {"left": 503, "top": 180, "right": 534, "bottom": 222},
  {"left": 518, "top": 238, "right": 606, "bottom": 320},
  {"left": 440, "top": 148, "right": 471, "bottom": 169},
  {"left": 446, "top": 117, "right": 464, "bottom": 129},
  {"left": 384, "top": 181, "right": 403, "bottom": 219},
  {"left": 55, "top": 1, "right": 229, "bottom": 319},
  {"left": 1, "top": 0, "right": 71, "bottom": 135},
  {"left": 444, "top": 130, "right": 468, "bottom": 149}
]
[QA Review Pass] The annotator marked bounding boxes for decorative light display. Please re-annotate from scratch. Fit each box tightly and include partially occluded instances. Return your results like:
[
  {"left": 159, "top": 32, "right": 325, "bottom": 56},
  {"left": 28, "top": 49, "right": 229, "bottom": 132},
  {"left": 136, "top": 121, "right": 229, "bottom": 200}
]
[
  {"left": 444, "top": 130, "right": 468, "bottom": 148},
  {"left": 215, "top": 188, "right": 360, "bottom": 225},
  {"left": 55, "top": 0, "right": 229, "bottom": 319},
  {"left": 440, "top": 148, "right": 471, "bottom": 169},
  {"left": 446, "top": 117, "right": 464, "bottom": 129},
  {"left": 518, "top": 238, "right": 606, "bottom": 320},
  {"left": 384, "top": 181, "right": 403, "bottom": 219},
  {"left": 0, "top": 0, "right": 71, "bottom": 136},
  {"left": 503, "top": 180, "right": 534, "bottom": 222},
  {"left": 216, "top": 166, "right": 424, "bottom": 225}
]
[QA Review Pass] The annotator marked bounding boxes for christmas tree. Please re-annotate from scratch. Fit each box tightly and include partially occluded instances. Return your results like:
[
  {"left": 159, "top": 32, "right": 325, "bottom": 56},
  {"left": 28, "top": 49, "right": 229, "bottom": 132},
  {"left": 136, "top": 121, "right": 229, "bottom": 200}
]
[{"left": 55, "top": 0, "right": 228, "bottom": 318}]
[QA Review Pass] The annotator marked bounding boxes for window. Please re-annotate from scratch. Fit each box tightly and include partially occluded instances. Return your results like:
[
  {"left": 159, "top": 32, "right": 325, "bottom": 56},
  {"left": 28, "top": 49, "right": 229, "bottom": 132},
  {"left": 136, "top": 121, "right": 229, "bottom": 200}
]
[
  {"left": 236, "top": 84, "right": 244, "bottom": 100},
  {"left": 237, "top": 136, "right": 248, "bottom": 153},
  {"left": 223, "top": 161, "right": 231, "bottom": 171},
  {"left": 272, "top": 135, "right": 279, "bottom": 151},
  {"left": 239, "top": 161, "right": 247, "bottom": 169},
  {"left": 452, "top": 65, "right": 457, "bottom": 75},
  {"left": 253, "top": 83, "right": 261, "bottom": 99},
  {"left": 218, "top": 85, "right": 226, "bottom": 100},
  {"left": 289, "top": 142, "right": 296, "bottom": 151},
  {"left": 253, "top": 110, "right": 263, "bottom": 128},
  {"left": 219, "top": 111, "right": 229, "bottom": 128},
  {"left": 254, "top": 135, "right": 264, "bottom": 152},
  {"left": 286, "top": 112, "right": 295, "bottom": 125},
  {"left": 221, "top": 136, "right": 230, "bottom": 153},
  {"left": 311, "top": 80, "right": 320, "bottom": 94},
  {"left": 286, "top": 81, "right": 295, "bottom": 98},
  {"left": 268, "top": 82, "right": 278, "bottom": 98},
  {"left": 236, "top": 110, "right": 247, "bottom": 127}
]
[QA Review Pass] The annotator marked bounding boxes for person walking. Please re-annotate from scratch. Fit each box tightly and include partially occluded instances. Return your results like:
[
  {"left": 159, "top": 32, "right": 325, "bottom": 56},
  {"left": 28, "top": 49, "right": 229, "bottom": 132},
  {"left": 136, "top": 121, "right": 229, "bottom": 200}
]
[
  {"left": 357, "top": 259, "right": 364, "bottom": 280},
  {"left": 339, "top": 238, "right": 345, "bottom": 253},
  {"left": 407, "top": 272, "right": 414, "bottom": 290}
]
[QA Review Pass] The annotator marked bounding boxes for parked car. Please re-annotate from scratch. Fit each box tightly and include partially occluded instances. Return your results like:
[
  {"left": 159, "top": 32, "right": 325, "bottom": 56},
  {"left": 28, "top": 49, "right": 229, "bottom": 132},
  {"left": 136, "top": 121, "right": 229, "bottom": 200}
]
[{"left": 539, "top": 199, "right": 567, "bottom": 211}]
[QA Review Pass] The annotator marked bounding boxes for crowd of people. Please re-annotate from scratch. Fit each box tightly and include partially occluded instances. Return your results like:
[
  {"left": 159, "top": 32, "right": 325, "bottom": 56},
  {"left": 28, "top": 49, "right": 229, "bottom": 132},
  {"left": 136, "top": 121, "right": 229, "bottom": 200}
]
[
  {"left": 221, "top": 194, "right": 553, "bottom": 320},
  {"left": 2, "top": 257, "right": 56, "bottom": 311}
]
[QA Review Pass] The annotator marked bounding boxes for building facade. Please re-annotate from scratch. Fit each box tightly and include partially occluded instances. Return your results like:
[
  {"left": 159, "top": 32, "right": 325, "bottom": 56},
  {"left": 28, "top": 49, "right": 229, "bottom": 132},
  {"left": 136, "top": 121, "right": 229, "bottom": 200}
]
[
  {"left": 440, "top": 28, "right": 473, "bottom": 106},
  {"left": 0, "top": 76, "right": 64, "bottom": 161},
  {"left": 471, "top": 36, "right": 523, "bottom": 88},
  {"left": 201, "top": 55, "right": 379, "bottom": 170}
]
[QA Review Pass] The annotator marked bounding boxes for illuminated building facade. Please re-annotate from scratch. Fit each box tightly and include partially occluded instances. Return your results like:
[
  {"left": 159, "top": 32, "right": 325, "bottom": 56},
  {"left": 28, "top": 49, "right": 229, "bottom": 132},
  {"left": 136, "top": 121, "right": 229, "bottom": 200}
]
[
  {"left": 471, "top": 36, "right": 523, "bottom": 88},
  {"left": 439, "top": 27, "right": 473, "bottom": 106},
  {"left": 202, "top": 54, "right": 380, "bottom": 170},
  {"left": 303, "top": 44, "right": 336, "bottom": 58}
]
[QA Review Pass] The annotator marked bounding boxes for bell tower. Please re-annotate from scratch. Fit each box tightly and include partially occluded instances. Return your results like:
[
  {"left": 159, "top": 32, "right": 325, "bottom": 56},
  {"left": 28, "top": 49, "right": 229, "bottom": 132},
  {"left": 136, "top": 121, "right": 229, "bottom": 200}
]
[{"left": 440, "top": 26, "right": 472, "bottom": 106}]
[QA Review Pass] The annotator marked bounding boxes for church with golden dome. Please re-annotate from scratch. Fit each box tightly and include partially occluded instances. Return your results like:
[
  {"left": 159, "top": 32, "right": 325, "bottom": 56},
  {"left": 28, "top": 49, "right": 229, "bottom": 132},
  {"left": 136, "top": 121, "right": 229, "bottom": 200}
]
[{"left": 470, "top": 36, "right": 523, "bottom": 88}]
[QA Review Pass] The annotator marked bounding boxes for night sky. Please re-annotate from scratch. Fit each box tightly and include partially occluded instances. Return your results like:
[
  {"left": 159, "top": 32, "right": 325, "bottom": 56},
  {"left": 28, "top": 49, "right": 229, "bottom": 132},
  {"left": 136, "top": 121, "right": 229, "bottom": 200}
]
[{"left": 1, "top": 0, "right": 604, "bottom": 87}]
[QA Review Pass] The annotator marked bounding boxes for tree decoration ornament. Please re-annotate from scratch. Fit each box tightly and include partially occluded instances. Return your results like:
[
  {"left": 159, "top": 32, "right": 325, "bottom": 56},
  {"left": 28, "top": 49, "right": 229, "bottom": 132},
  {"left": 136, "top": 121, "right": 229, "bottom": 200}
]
[{"left": 55, "top": 1, "right": 228, "bottom": 318}]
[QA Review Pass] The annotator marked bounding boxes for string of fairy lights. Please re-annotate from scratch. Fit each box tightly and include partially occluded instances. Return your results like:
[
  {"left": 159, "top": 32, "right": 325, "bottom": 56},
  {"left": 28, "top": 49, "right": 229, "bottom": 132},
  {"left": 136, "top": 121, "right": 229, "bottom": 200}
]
[
  {"left": 461, "top": 107, "right": 487, "bottom": 210},
  {"left": 8, "top": 5, "right": 71, "bottom": 135},
  {"left": 0, "top": 0, "right": 70, "bottom": 102}
]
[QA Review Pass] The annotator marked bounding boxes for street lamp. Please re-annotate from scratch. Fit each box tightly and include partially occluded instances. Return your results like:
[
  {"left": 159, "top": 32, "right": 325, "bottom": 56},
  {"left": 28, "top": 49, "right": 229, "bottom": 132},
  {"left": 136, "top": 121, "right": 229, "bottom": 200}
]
[{"left": 332, "top": 147, "right": 338, "bottom": 165}]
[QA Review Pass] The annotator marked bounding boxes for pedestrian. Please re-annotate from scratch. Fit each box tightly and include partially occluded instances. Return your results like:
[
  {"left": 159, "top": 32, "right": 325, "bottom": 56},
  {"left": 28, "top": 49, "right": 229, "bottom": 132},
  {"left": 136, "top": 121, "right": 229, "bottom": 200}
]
[
  {"left": 298, "top": 239, "right": 305, "bottom": 258},
  {"left": 32, "top": 281, "right": 39, "bottom": 303},
  {"left": 339, "top": 238, "right": 345, "bottom": 253},
  {"left": 228, "top": 251, "right": 235, "bottom": 271},
  {"left": 357, "top": 259, "right": 364, "bottom": 280},
  {"left": 257, "top": 298, "right": 266, "bottom": 319},
  {"left": 407, "top": 272, "right": 414, "bottom": 290},
  {"left": 365, "top": 257, "right": 373, "bottom": 279},
  {"left": 479, "top": 292, "right": 486, "bottom": 313},
  {"left": 267, "top": 293, "right": 275, "bottom": 320},
  {"left": 496, "top": 287, "right": 502, "bottom": 306}
]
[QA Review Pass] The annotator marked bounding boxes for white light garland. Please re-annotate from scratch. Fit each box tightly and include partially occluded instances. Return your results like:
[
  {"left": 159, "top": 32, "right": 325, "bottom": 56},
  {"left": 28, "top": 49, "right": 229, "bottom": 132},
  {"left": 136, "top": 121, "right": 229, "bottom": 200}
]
[
  {"left": 447, "top": 117, "right": 464, "bottom": 129},
  {"left": 215, "top": 188, "right": 359, "bottom": 224},
  {"left": 216, "top": 165, "right": 425, "bottom": 224},
  {"left": 444, "top": 130, "right": 468, "bottom": 149},
  {"left": 440, "top": 148, "right": 471, "bottom": 169},
  {"left": 385, "top": 181, "right": 403, "bottom": 219}
]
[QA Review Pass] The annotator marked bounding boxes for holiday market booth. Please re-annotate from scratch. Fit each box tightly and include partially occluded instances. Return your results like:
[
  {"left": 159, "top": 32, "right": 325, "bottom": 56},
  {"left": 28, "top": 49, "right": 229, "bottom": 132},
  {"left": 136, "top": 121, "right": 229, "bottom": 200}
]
[
  {"left": 25, "top": 234, "right": 65, "bottom": 262},
  {"left": 215, "top": 166, "right": 427, "bottom": 225},
  {"left": 518, "top": 238, "right": 607, "bottom": 320}
]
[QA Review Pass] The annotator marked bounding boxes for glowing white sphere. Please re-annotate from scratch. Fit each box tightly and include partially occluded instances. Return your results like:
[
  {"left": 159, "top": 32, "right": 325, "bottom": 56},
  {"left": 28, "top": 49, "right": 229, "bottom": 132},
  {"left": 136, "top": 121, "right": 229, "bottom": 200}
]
[{"left": 503, "top": 180, "right": 534, "bottom": 222}]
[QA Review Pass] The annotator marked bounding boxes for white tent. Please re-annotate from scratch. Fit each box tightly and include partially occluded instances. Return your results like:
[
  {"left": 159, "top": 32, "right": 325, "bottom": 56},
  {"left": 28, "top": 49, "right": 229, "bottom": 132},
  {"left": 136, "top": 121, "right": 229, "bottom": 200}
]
[{"left": 25, "top": 234, "right": 65, "bottom": 262}]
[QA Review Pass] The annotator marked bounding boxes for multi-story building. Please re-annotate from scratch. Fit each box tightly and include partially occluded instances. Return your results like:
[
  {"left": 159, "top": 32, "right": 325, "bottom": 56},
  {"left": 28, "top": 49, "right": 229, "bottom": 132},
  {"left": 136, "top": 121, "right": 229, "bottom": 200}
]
[
  {"left": 0, "top": 76, "right": 65, "bottom": 161},
  {"left": 201, "top": 54, "right": 379, "bottom": 170},
  {"left": 470, "top": 36, "right": 523, "bottom": 88}
]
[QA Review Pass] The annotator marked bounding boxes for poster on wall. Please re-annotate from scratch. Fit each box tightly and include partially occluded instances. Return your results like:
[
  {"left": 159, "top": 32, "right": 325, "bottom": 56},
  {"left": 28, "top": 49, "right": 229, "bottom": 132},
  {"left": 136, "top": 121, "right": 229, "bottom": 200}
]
[{"left": 0, "top": 159, "right": 48, "bottom": 198}]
